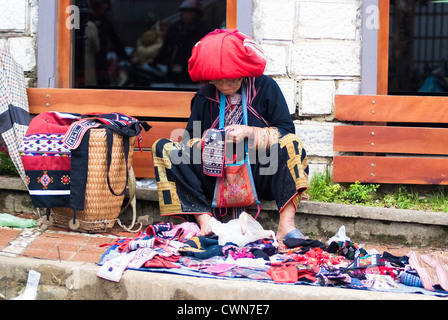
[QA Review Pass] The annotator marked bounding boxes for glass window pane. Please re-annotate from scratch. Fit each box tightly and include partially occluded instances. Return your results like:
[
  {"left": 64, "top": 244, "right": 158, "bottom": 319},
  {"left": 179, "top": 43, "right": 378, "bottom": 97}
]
[
  {"left": 73, "top": 0, "right": 226, "bottom": 91},
  {"left": 388, "top": 0, "right": 448, "bottom": 95}
]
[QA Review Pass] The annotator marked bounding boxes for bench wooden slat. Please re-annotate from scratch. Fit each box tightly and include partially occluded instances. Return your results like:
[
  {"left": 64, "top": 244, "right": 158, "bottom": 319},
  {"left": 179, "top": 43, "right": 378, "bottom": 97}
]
[
  {"left": 27, "top": 88, "right": 193, "bottom": 118},
  {"left": 333, "top": 156, "right": 448, "bottom": 185},
  {"left": 335, "top": 95, "right": 448, "bottom": 123},
  {"left": 334, "top": 125, "right": 448, "bottom": 155},
  {"left": 133, "top": 151, "right": 155, "bottom": 178},
  {"left": 138, "top": 121, "right": 187, "bottom": 148},
  {"left": 135, "top": 121, "right": 188, "bottom": 178}
]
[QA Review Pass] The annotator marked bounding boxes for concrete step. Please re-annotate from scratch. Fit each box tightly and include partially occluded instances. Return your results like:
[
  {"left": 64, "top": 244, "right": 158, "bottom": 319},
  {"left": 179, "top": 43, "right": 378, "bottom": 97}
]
[
  {"left": 0, "top": 255, "right": 441, "bottom": 300},
  {"left": 2, "top": 177, "right": 448, "bottom": 247}
]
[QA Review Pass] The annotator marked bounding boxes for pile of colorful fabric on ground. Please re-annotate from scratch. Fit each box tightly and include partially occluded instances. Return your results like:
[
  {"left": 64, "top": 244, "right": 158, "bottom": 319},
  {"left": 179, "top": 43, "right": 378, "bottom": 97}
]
[{"left": 97, "top": 213, "right": 448, "bottom": 297}]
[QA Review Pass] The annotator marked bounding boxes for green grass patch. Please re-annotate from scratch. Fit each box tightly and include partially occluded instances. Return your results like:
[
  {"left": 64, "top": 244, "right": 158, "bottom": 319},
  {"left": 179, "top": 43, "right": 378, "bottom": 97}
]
[
  {"left": 307, "top": 170, "right": 448, "bottom": 212},
  {"left": 0, "top": 151, "right": 19, "bottom": 177}
]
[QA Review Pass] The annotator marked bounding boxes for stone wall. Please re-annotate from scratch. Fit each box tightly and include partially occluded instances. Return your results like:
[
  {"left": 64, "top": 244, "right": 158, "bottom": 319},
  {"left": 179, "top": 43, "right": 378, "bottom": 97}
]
[
  {"left": 252, "top": 0, "right": 363, "bottom": 177},
  {"left": 0, "top": 0, "right": 38, "bottom": 87}
]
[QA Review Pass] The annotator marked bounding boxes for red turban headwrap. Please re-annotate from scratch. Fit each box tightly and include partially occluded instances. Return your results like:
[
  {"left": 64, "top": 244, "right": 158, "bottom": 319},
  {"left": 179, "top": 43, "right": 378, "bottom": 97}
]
[{"left": 188, "top": 29, "right": 266, "bottom": 82}]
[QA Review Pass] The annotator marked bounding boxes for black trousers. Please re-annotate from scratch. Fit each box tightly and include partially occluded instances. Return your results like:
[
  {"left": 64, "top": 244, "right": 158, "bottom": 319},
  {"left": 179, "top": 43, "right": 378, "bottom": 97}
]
[{"left": 152, "top": 133, "right": 308, "bottom": 217}]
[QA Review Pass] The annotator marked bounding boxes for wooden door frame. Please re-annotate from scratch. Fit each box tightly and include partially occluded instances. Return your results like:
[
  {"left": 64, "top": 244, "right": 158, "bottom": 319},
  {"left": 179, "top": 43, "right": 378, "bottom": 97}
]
[
  {"left": 376, "top": 0, "right": 389, "bottom": 95},
  {"left": 57, "top": 0, "right": 72, "bottom": 89}
]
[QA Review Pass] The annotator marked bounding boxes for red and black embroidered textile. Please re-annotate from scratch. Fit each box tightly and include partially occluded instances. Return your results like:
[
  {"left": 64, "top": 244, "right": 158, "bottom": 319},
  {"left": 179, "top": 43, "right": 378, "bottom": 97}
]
[
  {"left": 20, "top": 112, "right": 151, "bottom": 211},
  {"left": 19, "top": 112, "right": 79, "bottom": 208}
]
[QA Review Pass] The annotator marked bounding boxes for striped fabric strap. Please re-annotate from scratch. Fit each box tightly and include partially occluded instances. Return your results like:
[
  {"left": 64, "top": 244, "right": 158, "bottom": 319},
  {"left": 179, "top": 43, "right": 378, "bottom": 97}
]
[{"left": 62, "top": 119, "right": 101, "bottom": 149}]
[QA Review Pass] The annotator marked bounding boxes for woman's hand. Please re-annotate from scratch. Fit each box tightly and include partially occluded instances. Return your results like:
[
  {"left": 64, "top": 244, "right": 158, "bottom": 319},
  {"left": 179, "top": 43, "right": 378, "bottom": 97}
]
[{"left": 225, "top": 124, "right": 255, "bottom": 144}]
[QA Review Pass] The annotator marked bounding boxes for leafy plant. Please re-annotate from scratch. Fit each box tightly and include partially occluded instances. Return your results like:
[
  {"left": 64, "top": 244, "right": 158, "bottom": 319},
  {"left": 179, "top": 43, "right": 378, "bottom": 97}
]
[
  {"left": 307, "top": 169, "right": 343, "bottom": 203},
  {"left": 0, "top": 151, "right": 19, "bottom": 177},
  {"left": 307, "top": 171, "right": 448, "bottom": 213},
  {"left": 342, "top": 181, "right": 379, "bottom": 204}
]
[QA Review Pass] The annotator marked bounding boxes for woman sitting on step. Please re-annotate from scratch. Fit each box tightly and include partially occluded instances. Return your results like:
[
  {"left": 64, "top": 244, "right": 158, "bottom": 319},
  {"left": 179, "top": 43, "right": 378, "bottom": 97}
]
[{"left": 151, "top": 29, "right": 309, "bottom": 241}]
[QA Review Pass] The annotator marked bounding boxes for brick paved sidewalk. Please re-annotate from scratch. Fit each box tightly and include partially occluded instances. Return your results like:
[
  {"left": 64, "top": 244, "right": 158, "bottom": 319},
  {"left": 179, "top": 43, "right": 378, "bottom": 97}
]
[{"left": 0, "top": 224, "right": 136, "bottom": 264}]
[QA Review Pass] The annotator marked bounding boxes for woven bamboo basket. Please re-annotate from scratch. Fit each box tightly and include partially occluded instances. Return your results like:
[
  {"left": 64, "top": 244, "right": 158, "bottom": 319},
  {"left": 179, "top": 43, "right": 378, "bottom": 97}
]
[{"left": 51, "top": 128, "right": 135, "bottom": 232}]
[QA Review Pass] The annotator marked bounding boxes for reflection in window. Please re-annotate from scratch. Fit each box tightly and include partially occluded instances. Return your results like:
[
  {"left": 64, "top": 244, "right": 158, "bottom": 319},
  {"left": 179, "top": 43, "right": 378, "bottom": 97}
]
[
  {"left": 389, "top": 0, "right": 448, "bottom": 95},
  {"left": 73, "top": 0, "right": 226, "bottom": 90}
]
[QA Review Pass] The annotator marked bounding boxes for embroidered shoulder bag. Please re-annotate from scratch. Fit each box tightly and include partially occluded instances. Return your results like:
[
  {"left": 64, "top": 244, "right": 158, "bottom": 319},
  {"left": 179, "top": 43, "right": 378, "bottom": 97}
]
[{"left": 209, "top": 88, "right": 260, "bottom": 209}]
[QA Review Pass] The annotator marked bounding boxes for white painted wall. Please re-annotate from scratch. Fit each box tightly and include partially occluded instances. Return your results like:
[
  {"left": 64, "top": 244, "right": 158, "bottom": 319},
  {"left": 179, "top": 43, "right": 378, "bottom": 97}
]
[{"left": 252, "top": 0, "right": 363, "bottom": 177}]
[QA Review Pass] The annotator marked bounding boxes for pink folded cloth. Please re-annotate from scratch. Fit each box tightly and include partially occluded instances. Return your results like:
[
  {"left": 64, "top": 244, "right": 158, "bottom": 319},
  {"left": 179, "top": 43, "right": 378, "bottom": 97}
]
[
  {"left": 202, "top": 263, "right": 236, "bottom": 274},
  {"left": 162, "top": 222, "right": 200, "bottom": 242}
]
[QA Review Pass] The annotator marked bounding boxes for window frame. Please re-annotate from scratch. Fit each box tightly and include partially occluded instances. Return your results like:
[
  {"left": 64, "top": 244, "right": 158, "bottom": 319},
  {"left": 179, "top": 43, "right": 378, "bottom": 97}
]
[
  {"left": 360, "top": 0, "right": 389, "bottom": 95},
  {"left": 376, "top": 0, "right": 448, "bottom": 96},
  {"left": 54, "top": 0, "right": 237, "bottom": 89}
]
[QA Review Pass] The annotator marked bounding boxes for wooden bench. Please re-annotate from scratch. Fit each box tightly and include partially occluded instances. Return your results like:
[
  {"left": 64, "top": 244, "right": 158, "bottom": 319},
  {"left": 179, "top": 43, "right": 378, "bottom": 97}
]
[
  {"left": 333, "top": 94, "right": 448, "bottom": 185},
  {"left": 27, "top": 88, "right": 194, "bottom": 178}
]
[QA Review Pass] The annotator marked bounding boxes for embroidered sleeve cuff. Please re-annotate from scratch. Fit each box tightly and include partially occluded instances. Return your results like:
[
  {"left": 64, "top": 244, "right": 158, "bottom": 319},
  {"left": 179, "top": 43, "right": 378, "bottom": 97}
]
[{"left": 248, "top": 127, "right": 280, "bottom": 149}]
